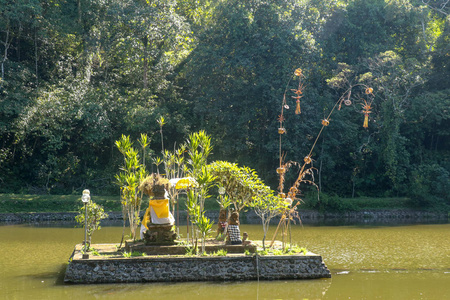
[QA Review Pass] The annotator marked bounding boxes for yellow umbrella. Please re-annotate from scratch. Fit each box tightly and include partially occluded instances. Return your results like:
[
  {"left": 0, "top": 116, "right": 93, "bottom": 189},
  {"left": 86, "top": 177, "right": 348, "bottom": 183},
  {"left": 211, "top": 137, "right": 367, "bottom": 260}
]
[
  {"left": 169, "top": 177, "right": 199, "bottom": 238},
  {"left": 170, "top": 177, "right": 199, "bottom": 190}
]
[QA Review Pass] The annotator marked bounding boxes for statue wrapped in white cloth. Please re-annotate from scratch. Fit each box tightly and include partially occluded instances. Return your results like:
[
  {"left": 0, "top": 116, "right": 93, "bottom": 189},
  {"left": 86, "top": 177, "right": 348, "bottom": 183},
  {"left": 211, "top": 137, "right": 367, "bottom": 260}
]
[{"left": 143, "top": 189, "right": 174, "bottom": 225}]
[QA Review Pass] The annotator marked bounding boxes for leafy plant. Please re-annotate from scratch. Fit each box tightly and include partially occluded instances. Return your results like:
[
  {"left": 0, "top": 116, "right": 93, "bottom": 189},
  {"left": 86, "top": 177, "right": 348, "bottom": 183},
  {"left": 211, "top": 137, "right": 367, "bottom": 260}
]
[
  {"left": 196, "top": 213, "right": 214, "bottom": 254},
  {"left": 131, "top": 251, "right": 146, "bottom": 257},
  {"left": 75, "top": 199, "right": 108, "bottom": 249},
  {"left": 271, "top": 249, "right": 283, "bottom": 256},
  {"left": 209, "top": 161, "right": 273, "bottom": 212},
  {"left": 157, "top": 116, "right": 166, "bottom": 153},
  {"left": 185, "top": 246, "right": 195, "bottom": 256},
  {"left": 115, "top": 134, "right": 149, "bottom": 243},
  {"left": 250, "top": 192, "right": 287, "bottom": 250},
  {"left": 288, "top": 245, "right": 308, "bottom": 255},
  {"left": 257, "top": 249, "right": 269, "bottom": 256},
  {"left": 213, "top": 249, "right": 228, "bottom": 256}
]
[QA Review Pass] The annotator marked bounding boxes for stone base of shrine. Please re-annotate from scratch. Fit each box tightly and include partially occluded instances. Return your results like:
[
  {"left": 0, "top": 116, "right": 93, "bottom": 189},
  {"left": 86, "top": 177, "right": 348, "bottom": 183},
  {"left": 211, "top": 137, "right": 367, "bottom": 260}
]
[
  {"left": 125, "top": 239, "right": 257, "bottom": 254},
  {"left": 64, "top": 243, "right": 331, "bottom": 284}
]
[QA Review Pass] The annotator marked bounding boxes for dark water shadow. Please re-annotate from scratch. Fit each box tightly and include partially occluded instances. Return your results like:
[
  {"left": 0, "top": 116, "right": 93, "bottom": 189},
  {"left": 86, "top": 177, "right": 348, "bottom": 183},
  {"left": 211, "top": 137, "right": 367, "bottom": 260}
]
[{"left": 16, "top": 264, "right": 68, "bottom": 286}]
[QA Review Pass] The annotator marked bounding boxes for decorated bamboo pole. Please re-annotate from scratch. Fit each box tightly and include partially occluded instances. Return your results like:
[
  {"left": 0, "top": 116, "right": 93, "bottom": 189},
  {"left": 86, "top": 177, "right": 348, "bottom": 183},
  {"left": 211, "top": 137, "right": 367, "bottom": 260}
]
[{"left": 270, "top": 67, "right": 375, "bottom": 247}]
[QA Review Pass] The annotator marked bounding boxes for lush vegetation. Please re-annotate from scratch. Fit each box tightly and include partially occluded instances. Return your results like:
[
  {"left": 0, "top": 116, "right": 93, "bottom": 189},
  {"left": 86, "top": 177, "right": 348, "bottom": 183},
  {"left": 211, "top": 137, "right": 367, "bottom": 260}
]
[
  {"left": 0, "top": 193, "right": 415, "bottom": 213},
  {"left": 0, "top": 0, "right": 449, "bottom": 210}
]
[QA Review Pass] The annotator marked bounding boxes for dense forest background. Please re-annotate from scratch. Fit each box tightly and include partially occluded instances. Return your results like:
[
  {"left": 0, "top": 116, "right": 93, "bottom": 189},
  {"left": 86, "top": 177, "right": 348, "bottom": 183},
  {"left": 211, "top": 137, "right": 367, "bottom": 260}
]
[{"left": 1, "top": 0, "right": 449, "bottom": 208}]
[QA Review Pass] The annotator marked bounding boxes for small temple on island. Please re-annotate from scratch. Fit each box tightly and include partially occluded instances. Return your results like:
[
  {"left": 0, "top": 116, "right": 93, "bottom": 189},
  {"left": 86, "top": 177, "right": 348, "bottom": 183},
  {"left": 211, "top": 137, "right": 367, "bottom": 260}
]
[
  {"left": 65, "top": 175, "right": 332, "bottom": 283},
  {"left": 134, "top": 173, "right": 252, "bottom": 250}
]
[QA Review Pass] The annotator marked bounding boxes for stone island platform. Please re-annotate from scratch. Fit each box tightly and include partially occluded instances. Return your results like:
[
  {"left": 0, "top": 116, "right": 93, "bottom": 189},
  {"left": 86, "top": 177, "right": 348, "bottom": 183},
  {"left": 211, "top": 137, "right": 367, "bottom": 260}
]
[{"left": 64, "top": 242, "right": 331, "bottom": 284}]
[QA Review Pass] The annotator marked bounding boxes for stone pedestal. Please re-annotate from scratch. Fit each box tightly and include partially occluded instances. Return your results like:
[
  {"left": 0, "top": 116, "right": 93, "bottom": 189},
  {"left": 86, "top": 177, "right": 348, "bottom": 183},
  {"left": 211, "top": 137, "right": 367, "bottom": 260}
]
[{"left": 144, "top": 224, "right": 177, "bottom": 245}]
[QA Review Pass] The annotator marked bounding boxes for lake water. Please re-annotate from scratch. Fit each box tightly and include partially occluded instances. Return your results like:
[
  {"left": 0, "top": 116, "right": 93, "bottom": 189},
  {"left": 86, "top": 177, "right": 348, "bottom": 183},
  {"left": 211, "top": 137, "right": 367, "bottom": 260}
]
[{"left": 0, "top": 222, "right": 449, "bottom": 299}]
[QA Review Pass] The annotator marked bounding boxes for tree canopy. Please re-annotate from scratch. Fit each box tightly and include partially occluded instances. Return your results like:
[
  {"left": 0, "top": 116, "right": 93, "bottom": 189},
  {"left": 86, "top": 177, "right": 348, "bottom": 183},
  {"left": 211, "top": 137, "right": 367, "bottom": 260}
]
[{"left": 0, "top": 0, "right": 448, "bottom": 209}]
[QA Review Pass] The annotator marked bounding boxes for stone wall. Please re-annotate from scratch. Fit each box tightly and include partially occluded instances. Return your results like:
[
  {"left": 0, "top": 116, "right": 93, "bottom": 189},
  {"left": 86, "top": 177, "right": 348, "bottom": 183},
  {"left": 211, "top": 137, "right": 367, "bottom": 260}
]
[{"left": 64, "top": 254, "right": 331, "bottom": 283}]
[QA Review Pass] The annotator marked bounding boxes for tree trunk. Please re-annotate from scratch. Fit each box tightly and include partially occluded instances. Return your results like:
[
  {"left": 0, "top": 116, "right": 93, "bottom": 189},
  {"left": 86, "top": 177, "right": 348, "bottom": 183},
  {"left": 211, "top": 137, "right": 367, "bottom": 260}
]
[
  {"left": 143, "top": 36, "right": 148, "bottom": 89},
  {"left": 1, "top": 28, "right": 11, "bottom": 90},
  {"left": 78, "top": 0, "right": 82, "bottom": 24},
  {"left": 35, "top": 27, "right": 39, "bottom": 90}
]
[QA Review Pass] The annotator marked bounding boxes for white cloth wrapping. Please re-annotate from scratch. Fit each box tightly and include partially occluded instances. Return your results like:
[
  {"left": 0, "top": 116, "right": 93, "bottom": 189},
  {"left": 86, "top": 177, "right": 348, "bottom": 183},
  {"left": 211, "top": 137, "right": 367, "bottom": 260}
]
[{"left": 150, "top": 206, "right": 174, "bottom": 225}]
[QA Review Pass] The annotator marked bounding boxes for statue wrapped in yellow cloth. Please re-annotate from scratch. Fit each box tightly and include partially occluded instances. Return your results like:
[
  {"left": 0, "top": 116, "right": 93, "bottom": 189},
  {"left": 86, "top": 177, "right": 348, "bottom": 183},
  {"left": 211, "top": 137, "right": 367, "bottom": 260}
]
[
  {"left": 139, "top": 174, "right": 176, "bottom": 244},
  {"left": 139, "top": 174, "right": 174, "bottom": 227},
  {"left": 142, "top": 197, "right": 175, "bottom": 226}
]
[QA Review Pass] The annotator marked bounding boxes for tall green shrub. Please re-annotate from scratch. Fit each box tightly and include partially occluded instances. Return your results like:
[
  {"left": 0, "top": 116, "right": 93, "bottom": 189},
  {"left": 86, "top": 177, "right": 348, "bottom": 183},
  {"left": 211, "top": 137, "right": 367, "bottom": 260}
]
[
  {"left": 75, "top": 200, "right": 108, "bottom": 248},
  {"left": 115, "top": 134, "right": 149, "bottom": 242}
]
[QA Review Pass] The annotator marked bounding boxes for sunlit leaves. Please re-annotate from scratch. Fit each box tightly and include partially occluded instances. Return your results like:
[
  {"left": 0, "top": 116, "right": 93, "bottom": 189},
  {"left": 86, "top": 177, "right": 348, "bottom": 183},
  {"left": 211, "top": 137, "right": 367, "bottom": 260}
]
[
  {"left": 115, "top": 134, "right": 148, "bottom": 240},
  {"left": 208, "top": 160, "right": 274, "bottom": 212},
  {"left": 75, "top": 200, "right": 108, "bottom": 246}
]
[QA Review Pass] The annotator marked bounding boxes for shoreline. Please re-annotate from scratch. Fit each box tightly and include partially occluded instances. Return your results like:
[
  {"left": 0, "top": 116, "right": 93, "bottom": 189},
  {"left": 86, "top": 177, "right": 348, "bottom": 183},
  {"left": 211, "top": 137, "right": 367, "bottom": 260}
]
[{"left": 1, "top": 209, "right": 448, "bottom": 224}]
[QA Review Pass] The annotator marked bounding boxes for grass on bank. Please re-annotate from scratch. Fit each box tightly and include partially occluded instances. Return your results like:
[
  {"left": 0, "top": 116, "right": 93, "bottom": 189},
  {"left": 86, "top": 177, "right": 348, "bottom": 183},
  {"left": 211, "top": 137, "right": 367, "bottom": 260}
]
[
  {"left": 0, "top": 194, "right": 122, "bottom": 213},
  {"left": 0, "top": 193, "right": 422, "bottom": 214},
  {"left": 0, "top": 193, "right": 223, "bottom": 213}
]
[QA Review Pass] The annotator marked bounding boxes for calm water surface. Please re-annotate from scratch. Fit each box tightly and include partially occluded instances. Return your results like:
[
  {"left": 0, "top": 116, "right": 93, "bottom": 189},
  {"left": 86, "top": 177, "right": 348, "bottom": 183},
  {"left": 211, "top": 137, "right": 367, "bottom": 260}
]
[{"left": 0, "top": 223, "right": 449, "bottom": 299}]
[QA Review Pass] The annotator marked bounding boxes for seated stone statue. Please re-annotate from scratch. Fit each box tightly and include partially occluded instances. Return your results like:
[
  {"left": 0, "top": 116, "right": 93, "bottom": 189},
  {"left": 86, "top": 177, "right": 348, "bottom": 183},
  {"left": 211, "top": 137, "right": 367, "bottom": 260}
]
[
  {"left": 142, "top": 191, "right": 174, "bottom": 226},
  {"left": 139, "top": 174, "right": 176, "bottom": 244},
  {"left": 139, "top": 174, "right": 174, "bottom": 227}
]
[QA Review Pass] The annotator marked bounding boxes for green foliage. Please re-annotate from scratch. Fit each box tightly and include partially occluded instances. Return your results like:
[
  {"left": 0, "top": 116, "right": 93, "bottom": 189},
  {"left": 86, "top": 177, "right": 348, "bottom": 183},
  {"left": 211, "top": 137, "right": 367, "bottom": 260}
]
[
  {"left": 187, "top": 189, "right": 214, "bottom": 254},
  {"left": 256, "top": 244, "right": 307, "bottom": 256},
  {"left": 212, "top": 249, "right": 228, "bottom": 256},
  {"left": 196, "top": 213, "right": 214, "bottom": 238},
  {"left": 303, "top": 192, "right": 358, "bottom": 213},
  {"left": 115, "top": 134, "right": 148, "bottom": 240},
  {"left": 216, "top": 191, "right": 232, "bottom": 210},
  {"left": 302, "top": 193, "right": 414, "bottom": 211},
  {"left": 257, "top": 249, "right": 269, "bottom": 256},
  {"left": 185, "top": 130, "right": 215, "bottom": 211},
  {"left": 130, "top": 251, "right": 146, "bottom": 257},
  {"left": 0, "top": 0, "right": 448, "bottom": 212},
  {"left": 250, "top": 192, "right": 287, "bottom": 250},
  {"left": 408, "top": 164, "right": 450, "bottom": 209},
  {"left": 185, "top": 246, "right": 196, "bottom": 256},
  {"left": 287, "top": 245, "right": 308, "bottom": 255},
  {"left": 0, "top": 194, "right": 121, "bottom": 213},
  {"left": 209, "top": 161, "right": 274, "bottom": 212},
  {"left": 75, "top": 200, "right": 108, "bottom": 247},
  {"left": 122, "top": 251, "right": 132, "bottom": 258},
  {"left": 182, "top": 0, "right": 310, "bottom": 172}
]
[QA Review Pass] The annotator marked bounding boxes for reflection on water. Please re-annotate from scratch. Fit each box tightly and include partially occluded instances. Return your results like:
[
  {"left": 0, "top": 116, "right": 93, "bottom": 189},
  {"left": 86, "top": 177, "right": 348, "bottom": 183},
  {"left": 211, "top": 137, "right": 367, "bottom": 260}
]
[
  {"left": 67, "top": 280, "right": 332, "bottom": 300},
  {"left": 0, "top": 223, "right": 449, "bottom": 299}
]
